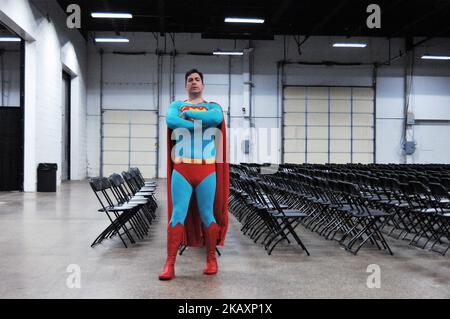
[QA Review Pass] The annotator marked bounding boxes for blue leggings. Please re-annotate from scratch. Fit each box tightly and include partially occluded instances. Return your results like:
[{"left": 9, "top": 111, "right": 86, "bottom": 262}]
[{"left": 170, "top": 169, "right": 217, "bottom": 227}]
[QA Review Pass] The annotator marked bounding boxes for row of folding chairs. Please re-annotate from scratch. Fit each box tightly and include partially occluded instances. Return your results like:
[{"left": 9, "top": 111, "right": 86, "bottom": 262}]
[
  {"left": 232, "top": 163, "right": 450, "bottom": 256},
  {"left": 267, "top": 171, "right": 393, "bottom": 255},
  {"left": 229, "top": 168, "right": 310, "bottom": 256},
  {"left": 280, "top": 163, "right": 450, "bottom": 255},
  {"left": 89, "top": 167, "right": 158, "bottom": 248}
]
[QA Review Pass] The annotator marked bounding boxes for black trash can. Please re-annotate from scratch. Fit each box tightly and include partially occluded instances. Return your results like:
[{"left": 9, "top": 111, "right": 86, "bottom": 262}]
[{"left": 37, "top": 163, "right": 58, "bottom": 192}]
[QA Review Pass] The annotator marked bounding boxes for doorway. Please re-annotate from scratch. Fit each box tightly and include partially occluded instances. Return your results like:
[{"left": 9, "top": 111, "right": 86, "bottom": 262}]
[
  {"left": 61, "top": 71, "right": 71, "bottom": 181},
  {"left": 0, "top": 24, "right": 23, "bottom": 191}
]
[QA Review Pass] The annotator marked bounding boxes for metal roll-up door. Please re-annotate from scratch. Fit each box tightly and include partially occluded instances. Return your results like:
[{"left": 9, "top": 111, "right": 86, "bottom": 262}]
[
  {"left": 283, "top": 86, "right": 375, "bottom": 164},
  {"left": 102, "top": 110, "right": 157, "bottom": 178}
]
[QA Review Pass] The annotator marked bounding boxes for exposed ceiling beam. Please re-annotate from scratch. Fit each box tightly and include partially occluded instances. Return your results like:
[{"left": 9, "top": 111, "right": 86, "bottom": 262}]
[
  {"left": 54, "top": 0, "right": 450, "bottom": 38},
  {"left": 270, "top": 0, "right": 292, "bottom": 25},
  {"left": 295, "top": 0, "right": 350, "bottom": 48},
  {"left": 346, "top": 0, "right": 405, "bottom": 38},
  {"left": 390, "top": 1, "right": 450, "bottom": 37},
  {"left": 99, "top": 0, "right": 121, "bottom": 36},
  {"left": 307, "top": 0, "right": 350, "bottom": 35},
  {"left": 158, "top": 0, "right": 165, "bottom": 36}
]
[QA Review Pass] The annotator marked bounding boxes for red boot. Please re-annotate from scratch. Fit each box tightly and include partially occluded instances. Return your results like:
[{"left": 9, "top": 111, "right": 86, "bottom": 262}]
[
  {"left": 159, "top": 223, "right": 184, "bottom": 280},
  {"left": 203, "top": 222, "right": 220, "bottom": 275}
]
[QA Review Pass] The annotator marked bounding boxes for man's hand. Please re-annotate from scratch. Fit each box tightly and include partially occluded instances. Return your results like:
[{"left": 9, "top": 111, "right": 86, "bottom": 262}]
[{"left": 180, "top": 111, "right": 194, "bottom": 121}]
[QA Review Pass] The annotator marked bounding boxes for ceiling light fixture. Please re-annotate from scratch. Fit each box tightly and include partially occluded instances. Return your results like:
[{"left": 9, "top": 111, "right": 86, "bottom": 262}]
[
  {"left": 333, "top": 43, "right": 367, "bottom": 48},
  {"left": 95, "top": 38, "right": 129, "bottom": 43},
  {"left": 421, "top": 55, "right": 450, "bottom": 60},
  {"left": 224, "top": 17, "right": 265, "bottom": 24},
  {"left": 213, "top": 51, "right": 244, "bottom": 56},
  {"left": 91, "top": 12, "right": 133, "bottom": 19},
  {"left": 0, "top": 36, "right": 21, "bottom": 42}
]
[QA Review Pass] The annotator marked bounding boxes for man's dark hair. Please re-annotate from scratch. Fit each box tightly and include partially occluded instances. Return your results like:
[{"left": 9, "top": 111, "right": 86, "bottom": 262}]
[{"left": 185, "top": 69, "right": 204, "bottom": 84}]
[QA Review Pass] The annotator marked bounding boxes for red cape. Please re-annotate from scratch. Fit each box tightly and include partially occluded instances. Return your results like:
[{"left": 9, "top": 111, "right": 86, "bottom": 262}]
[{"left": 166, "top": 114, "right": 229, "bottom": 247}]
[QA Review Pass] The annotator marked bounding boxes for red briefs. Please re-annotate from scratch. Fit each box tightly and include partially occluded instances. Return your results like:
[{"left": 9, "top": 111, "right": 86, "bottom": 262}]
[{"left": 173, "top": 163, "right": 216, "bottom": 187}]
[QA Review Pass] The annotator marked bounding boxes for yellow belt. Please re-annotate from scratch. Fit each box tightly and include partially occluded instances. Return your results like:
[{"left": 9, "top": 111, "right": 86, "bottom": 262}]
[{"left": 173, "top": 157, "right": 216, "bottom": 164}]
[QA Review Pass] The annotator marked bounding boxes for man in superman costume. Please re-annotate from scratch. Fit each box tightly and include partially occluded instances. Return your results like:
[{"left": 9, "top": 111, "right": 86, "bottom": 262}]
[{"left": 159, "top": 69, "right": 229, "bottom": 280}]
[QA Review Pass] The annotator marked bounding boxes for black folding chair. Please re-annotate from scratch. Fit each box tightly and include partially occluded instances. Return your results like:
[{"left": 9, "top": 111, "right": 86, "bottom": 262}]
[
  {"left": 89, "top": 177, "right": 141, "bottom": 247},
  {"left": 256, "top": 178, "right": 310, "bottom": 255}
]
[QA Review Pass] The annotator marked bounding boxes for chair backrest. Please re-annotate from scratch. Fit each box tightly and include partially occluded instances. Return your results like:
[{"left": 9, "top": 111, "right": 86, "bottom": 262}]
[
  {"left": 122, "top": 171, "right": 139, "bottom": 193},
  {"left": 408, "top": 181, "right": 428, "bottom": 194},
  {"left": 108, "top": 173, "right": 131, "bottom": 204},
  {"left": 440, "top": 178, "right": 450, "bottom": 190},
  {"left": 429, "top": 182, "right": 449, "bottom": 197},
  {"left": 130, "top": 167, "right": 146, "bottom": 184},
  {"left": 258, "top": 180, "right": 285, "bottom": 214},
  {"left": 89, "top": 177, "right": 114, "bottom": 210},
  {"left": 89, "top": 177, "right": 104, "bottom": 192},
  {"left": 108, "top": 173, "right": 122, "bottom": 187}
]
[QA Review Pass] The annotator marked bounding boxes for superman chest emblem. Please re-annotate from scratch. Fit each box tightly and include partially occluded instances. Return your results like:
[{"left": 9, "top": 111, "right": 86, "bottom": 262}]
[{"left": 180, "top": 105, "right": 208, "bottom": 112}]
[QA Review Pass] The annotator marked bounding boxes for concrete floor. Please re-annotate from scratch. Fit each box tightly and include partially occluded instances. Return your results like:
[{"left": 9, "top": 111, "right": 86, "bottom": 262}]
[{"left": 0, "top": 180, "right": 449, "bottom": 299}]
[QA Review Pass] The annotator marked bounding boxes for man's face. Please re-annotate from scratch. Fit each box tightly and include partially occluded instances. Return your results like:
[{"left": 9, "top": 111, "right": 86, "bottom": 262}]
[{"left": 185, "top": 73, "right": 204, "bottom": 95}]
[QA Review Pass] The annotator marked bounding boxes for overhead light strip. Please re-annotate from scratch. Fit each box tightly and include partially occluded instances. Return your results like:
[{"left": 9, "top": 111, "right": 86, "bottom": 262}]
[
  {"left": 421, "top": 55, "right": 450, "bottom": 60},
  {"left": 91, "top": 12, "right": 133, "bottom": 19},
  {"left": 213, "top": 51, "right": 244, "bottom": 56},
  {"left": 333, "top": 43, "right": 367, "bottom": 48},
  {"left": 224, "top": 17, "right": 265, "bottom": 24},
  {"left": 0, "top": 37, "right": 21, "bottom": 42},
  {"left": 95, "top": 38, "right": 129, "bottom": 43}
]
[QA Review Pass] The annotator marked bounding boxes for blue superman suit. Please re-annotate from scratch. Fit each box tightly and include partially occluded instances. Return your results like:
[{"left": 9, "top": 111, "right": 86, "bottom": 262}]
[{"left": 166, "top": 100, "right": 223, "bottom": 228}]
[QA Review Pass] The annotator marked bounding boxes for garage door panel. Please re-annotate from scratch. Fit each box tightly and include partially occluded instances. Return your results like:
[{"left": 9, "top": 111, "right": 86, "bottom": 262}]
[
  {"left": 284, "top": 99, "right": 306, "bottom": 112},
  {"left": 330, "top": 127, "right": 351, "bottom": 139},
  {"left": 103, "top": 124, "right": 129, "bottom": 137},
  {"left": 103, "top": 165, "right": 130, "bottom": 177},
  {"left": 103, "top": 111, "right": 129, "bottom": 124},
  {"left": 307, "top": 153, "right": 328, "bottom": 163},
  {"left": 284, "top": 114, "right": 305, "bottom": 126},
  {"left": 307, "top": 140, "right": 328, "bottom": 152},
  {"left": 284, "top": 87, "right": 306, "bottom": 99},
  {"left": 284, "top": 152, "right": 305, "bottom": 164},
  {"left": 307, "top": 100, "right": 328, "bottom": 113},
  {"left": 137, "top": 166, "right": 156, "bottom": 178},
  {"left": 330, "top": 140, "right": 351, "bottom": 153},
  {"left": 353, "top": 100, "right": 373, "bottom": 113},
  {"left": 307, "top": 87, "right": 328, "bottom": 99},
  {"left": 130, "top": 152, "right": 157, "bottom": 165},
  {"left": 103, "top": 151, "right": 128, "bottom": 165},
  {"left": 103, "top": 138, "right": 129, "bottom": 151},
  {"left": 353, "top": 127, "right": 373, "bottom": 139},
  {"left": 330, "top": 87, "right": 351, "bottom": 100},
  {"left": 130, "top": 138, "right": 157, "bottom": 152},
  {"left": 353, "top": 140, "right": 373, "bottom": 153},
  {"left": 307, "top": 126, "right": 328, "bottom": 139},
  {"left": 307, "top": 113, "right": 328, "bottom": 126},
  {"left": 330, "top": 113, "right": 351, "bottom": 126},
  {"left": 130, "top": 111, "right": 157, "bottom": 124},
  {"left": 295, "top": 126, "right": 306, "bottom": 138},
  {"left": 352, "top": 88, "right": 373, "bottom": 100},
  {"left": 131, "top": 125, "right": 157, "bottom": 138},
  {"left": 284, "top": 126, "right": 295, "bottom": 138},
  {"left": 353, "top": 153, "right": 373, "bottom": 164},
  {"left": 284, "top": 126, "right": 306, "bottom": 139},
  {"left": 284, "top": 139, "right": 306, "bottom": 152},
  {"left": 330, "top": 100, "right": 351, "bottom": 113},
  {"left": 353, "top": 114, "right": 373, "bottom": 126},
  {"left": 330, "top": 153, "right": 351, "bottom": 164}
]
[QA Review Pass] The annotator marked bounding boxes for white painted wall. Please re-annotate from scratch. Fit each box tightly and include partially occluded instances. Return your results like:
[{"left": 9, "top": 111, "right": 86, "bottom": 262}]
[
  {"left": 1, "top": 1, "right": 448, "bottom": 186},
  {"left": 0, "top": 0, "right": 88, "bottom": 191},
  {"left": 85, "top": 33, "right": 450, "bottom": 178},
  {"left": 87, "top": 33, "right": 252, "bottom": 178}
]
